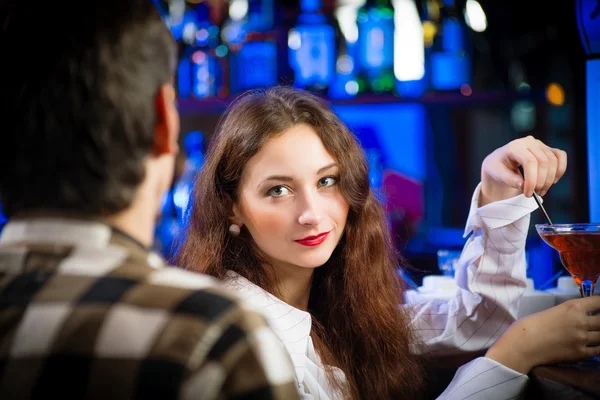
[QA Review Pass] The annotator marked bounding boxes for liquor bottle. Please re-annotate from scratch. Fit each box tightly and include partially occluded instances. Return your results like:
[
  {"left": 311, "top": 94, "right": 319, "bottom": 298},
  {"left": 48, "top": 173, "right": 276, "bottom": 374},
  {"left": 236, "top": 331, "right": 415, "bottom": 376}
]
[
  {"left": 429, "top": 0, "right": 471, "bottom": 91},
  {"left": 288, "top": 0, "right": 335, "bottom": 94},
  {"left": 224, "top": 0, "right": 278, "bottom": 93},
  {"left": 356, "top": 0, "right": 395, "bottom": 94},
  {"left": 393, "top": 0, "right": 426, "bottom": 97},
  {"left": 177, "top": 3, "right": 223, "bottom": 98},
  {"left": 328, "top": 1, "right": 360, "bottom": 99}
]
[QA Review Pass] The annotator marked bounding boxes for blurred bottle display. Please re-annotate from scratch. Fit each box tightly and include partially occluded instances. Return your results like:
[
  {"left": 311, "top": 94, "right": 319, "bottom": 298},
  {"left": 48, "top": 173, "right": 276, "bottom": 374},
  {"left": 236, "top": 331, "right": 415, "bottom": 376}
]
[{"left": 159, "top": 0, "right": 478, "bottom": 99}]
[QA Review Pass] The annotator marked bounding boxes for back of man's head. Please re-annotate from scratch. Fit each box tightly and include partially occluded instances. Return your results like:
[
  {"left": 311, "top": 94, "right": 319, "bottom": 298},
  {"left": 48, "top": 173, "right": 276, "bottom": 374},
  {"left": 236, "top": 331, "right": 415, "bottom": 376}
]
[{"left": 0, "top": 0, "right": 176, "bottom": 217}]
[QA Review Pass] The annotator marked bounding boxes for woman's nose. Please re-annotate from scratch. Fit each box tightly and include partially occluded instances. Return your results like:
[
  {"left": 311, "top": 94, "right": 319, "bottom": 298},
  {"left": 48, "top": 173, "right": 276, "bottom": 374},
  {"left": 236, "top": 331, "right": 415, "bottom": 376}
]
[{"left": 298, "top": 210, "right": 324, "bottom": 226}]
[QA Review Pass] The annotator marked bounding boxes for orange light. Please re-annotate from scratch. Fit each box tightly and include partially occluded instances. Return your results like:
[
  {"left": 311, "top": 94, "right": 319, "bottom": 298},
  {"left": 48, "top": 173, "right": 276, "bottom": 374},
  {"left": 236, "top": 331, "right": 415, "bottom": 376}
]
[
  {"left": 460, "top": 84, "right": 472, "bottom": 96},
  {"left": 546, "top": 83, "right": 565, "bottom": 106}
]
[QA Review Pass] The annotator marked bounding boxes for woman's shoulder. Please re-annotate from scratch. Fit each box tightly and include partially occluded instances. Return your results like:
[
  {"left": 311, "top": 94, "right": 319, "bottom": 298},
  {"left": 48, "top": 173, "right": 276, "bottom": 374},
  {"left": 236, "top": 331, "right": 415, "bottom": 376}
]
[
  {"left": 222, "top": 270, "right": 312, "bottom": 335},
  {"left": 222, "top": 270, "right": 263, "bottom": 294},
  {"left": 221, "top": 270, "right": 280, "bottom": 310}
]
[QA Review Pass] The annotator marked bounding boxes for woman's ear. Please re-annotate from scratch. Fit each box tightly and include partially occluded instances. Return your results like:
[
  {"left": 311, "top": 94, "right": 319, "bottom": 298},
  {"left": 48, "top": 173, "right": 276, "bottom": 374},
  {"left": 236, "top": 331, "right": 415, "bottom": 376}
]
[
  {"left": 224, "top": 194, "right": 244, "bottom": 228},
  {"left": 229, "top": 203, "right": 244, "bottom": 228}
]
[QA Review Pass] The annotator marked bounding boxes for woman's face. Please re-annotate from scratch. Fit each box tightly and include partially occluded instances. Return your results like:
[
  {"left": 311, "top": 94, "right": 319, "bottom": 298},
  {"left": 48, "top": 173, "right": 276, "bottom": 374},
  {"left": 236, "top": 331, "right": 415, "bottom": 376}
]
[{"left": 233, "top": 124, "right": 350, "bottom": 275}]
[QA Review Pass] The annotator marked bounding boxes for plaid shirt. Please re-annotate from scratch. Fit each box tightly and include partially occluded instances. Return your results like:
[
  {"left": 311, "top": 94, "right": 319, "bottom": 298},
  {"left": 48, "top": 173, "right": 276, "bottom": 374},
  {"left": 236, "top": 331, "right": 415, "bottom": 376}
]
[{"left": 0, "top": 218, "right": 300, "bottom": 400}]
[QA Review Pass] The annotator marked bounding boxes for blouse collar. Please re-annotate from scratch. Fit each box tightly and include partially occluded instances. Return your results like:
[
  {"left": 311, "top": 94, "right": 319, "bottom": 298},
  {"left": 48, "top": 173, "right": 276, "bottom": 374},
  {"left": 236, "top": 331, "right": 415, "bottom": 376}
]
[{"left": 223, "top": 271, "right": 312, "bottom": 384}]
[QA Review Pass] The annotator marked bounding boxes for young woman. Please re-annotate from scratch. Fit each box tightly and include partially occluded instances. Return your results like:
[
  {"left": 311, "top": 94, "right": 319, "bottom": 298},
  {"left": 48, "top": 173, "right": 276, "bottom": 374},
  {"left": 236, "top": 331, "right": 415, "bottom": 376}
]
[{"left": 177, "top": 86, "right": 600, "bottom": 399}]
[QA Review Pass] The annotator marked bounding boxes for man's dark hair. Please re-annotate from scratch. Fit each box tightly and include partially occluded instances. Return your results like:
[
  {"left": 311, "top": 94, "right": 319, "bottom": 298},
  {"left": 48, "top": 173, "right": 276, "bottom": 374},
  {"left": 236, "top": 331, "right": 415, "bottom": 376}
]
[{"left": 0, "top": 0, "right": 176, "bottom": 217}]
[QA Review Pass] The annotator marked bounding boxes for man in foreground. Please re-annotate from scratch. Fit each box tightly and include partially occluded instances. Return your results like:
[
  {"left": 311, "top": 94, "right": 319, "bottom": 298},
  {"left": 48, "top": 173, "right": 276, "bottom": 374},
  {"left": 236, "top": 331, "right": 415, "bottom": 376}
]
[{"left": 0, "top": 1, "right": 299, "bottom": 398}]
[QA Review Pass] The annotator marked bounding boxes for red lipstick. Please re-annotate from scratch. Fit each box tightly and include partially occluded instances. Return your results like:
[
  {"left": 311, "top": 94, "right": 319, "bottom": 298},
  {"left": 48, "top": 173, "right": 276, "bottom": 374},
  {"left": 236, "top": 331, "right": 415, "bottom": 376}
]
[{"left": 295, "top": 231, "right": 331, "bottom": 247}]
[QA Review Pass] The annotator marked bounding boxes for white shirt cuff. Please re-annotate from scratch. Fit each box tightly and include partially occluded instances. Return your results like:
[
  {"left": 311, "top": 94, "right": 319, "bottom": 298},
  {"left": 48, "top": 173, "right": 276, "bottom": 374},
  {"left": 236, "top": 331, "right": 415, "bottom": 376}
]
[
  {"left": 437, "top": 356, "right": 528, "bottom": 399},
  {"left": 463, "top": 183, "right": 540, "bottom": 238}
]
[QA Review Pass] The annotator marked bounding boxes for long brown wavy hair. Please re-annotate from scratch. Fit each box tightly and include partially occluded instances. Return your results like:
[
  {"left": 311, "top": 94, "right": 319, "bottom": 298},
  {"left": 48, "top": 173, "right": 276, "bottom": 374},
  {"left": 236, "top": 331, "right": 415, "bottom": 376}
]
[{"left": 176, "top": 86, "right": 424, "bottom": 399}]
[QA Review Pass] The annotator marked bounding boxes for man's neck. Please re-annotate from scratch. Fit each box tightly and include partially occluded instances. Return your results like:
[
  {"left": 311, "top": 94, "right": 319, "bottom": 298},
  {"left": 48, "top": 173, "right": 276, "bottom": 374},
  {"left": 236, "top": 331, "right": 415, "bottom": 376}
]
[
  {"left": 103, "top": 160, "right": 164, "bottom": 249},
  {"left": 104, "top": 205, "right": 154, "bottom": 249}
]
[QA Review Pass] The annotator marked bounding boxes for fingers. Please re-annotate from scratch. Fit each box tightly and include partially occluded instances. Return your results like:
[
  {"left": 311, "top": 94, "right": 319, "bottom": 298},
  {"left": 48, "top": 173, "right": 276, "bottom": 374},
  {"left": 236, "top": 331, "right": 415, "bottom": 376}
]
[
  {"left": 489, "top": 161, "right": 525, "bottom": 192},
  {"left": 583, "top": 320, "right": 600, "bottom": 357},
  {"left": 507, "top": 136, "right": 567, "bottom": 197},
  {"left": 585, "top": 345, "right": 600, "bottom": 358},
  {"left": 506, "top": 145, "right": 538, "bottom": 197},
  {"left": 568, "top": 295, "right": 600, "bottom": 313},
  {"left": 587, "top": 331, "right": 600, "bottom": 346},
  {"left": 551, "top": 147, "right": 568, "bottom": 184},
  {"left": 584, "top": 296, "right": 600, "bottom": 313},
  {"left": 539, "top": 146, "right": 559, "bottom": 196},
  {"left": 589, "top": 314, "right": 600, "bottom": 331},
  {"left": 526, "top": 145, "right": 549, "bottom": 195}
]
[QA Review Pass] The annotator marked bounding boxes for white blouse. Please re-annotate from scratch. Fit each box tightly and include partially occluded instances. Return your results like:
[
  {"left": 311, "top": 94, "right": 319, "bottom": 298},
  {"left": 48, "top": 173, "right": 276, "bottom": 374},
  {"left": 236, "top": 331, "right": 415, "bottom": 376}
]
[{"left": 223, "top": 184, "right": 536, "bottom": 399}]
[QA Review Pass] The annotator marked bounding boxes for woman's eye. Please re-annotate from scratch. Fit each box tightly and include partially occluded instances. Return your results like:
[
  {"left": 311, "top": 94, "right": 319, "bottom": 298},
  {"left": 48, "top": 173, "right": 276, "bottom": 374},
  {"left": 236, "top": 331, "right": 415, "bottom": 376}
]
[
  {"left": 267, "top": 186, "right": 290, "bottom": 197},
  {"left": 318, "top": 176, "right": 337, "bottom": 188}
]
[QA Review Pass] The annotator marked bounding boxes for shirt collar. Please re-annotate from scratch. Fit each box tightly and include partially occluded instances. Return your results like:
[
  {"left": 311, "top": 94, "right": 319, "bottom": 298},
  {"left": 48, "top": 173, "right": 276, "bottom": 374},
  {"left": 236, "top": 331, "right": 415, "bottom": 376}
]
[
  {"left": 0, "top": 217, "right": 113, "bottom": 247},
  {"left": 0, "top": 217, "right": 165, "bottom": 270},
  {"left": 224, "top": 271, "right": 312, "bottom": 333}
]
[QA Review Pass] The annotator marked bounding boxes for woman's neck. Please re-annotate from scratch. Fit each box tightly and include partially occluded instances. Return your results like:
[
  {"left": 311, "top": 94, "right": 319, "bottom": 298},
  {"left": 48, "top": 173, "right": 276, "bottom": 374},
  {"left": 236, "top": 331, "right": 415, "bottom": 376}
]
[{"left": 272, "top": 264, "right": 314, "bottom": 311}]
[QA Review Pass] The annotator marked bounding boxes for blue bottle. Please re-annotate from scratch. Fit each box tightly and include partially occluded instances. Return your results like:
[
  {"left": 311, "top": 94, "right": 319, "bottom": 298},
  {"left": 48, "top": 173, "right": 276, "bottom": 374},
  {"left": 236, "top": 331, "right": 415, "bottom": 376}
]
[
  {"left": 227, "top": 0, "right": 278, "bottom": 93},
  {"left": 429, "top": 0, "right": 471, "bottom": 91},
  {"left": 327, "top": 4, "right": 360, "bottom": 100},
  {"left": 173, "top": 131, "right": 205, "bottom": 223},
  {"left": 288, "top": 0, "right": 335, "bottom": 93}
]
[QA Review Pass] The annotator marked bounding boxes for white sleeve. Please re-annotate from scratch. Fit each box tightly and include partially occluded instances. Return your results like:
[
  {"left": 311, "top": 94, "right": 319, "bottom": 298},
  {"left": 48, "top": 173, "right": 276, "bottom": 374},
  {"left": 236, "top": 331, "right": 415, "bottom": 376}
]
[
  {"left": 407, "top": 183, "right": 539, "bottom": 355},
  {"left": 436, "top": 357, "right": 528, "bottom": 399}
]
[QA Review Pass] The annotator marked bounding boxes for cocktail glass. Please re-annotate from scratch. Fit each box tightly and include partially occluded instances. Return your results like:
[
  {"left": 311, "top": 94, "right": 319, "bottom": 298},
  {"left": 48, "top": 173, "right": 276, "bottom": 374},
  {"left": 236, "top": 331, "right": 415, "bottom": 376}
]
[{"left": 536, "top": 223, "right": 600, "bottom": 365}]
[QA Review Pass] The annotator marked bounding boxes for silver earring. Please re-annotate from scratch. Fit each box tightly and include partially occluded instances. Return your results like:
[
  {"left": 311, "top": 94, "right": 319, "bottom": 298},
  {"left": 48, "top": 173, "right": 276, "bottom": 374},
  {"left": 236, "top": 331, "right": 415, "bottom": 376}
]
[{"left": 229, "top": 224, "right": 241, "bottom": 236}]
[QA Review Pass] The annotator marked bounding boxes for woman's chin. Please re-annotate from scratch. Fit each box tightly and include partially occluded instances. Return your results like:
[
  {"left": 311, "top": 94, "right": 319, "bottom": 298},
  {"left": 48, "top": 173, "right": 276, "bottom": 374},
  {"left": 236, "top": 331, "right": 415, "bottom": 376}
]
[{"left": 293, "top": 252, "right": 334, "bottom": 269}]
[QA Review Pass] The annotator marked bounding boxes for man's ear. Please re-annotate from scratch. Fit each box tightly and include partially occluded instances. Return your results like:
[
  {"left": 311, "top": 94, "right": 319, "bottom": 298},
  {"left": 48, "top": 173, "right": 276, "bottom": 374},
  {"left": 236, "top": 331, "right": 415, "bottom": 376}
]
[{"left": 153, "top": 83, "right": 180, "bottom": 156}]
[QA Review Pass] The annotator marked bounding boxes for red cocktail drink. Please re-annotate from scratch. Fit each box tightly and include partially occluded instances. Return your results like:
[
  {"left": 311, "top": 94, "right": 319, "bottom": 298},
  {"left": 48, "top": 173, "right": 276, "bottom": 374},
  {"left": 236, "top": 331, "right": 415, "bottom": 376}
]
[{"left": 539, "top": 231, "right": 600, "bottom": 290}]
